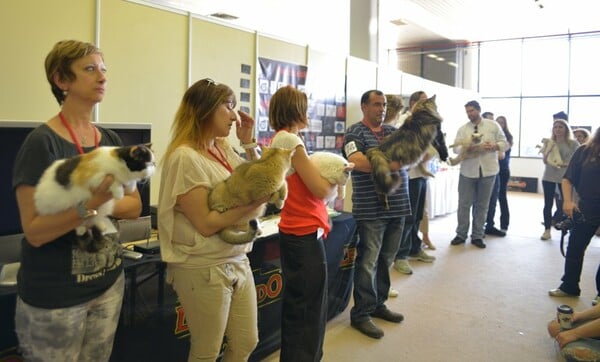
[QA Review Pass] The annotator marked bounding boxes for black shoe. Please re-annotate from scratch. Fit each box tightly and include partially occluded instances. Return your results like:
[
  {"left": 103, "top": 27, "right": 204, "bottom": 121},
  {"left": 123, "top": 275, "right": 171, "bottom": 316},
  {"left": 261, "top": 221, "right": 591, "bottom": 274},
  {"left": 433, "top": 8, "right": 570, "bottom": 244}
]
[
  {"left": 485, "top": 227, "right": 506, "bottom": 237},
  {"left": 450, "top": 236, "right": 466, "bottom": 245},
  {"left": 371, "top": 307, "right": 404, "bottom": 323},
  {"left": 351, "top": 319, "right": 384, "bottom": 339},
  {"left": 471, "top": 239, "right": 486, "bottom": 248}
]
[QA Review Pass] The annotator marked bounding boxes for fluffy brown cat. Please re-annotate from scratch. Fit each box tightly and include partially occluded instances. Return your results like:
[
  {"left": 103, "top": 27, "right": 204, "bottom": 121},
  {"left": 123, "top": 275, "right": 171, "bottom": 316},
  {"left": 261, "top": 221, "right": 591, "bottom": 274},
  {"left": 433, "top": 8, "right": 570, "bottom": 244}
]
[
  {"left": 366, "top": 95, "right": 443, "bottom": 195},
  {"left": 208, "top": 147, "right": 294, "bottom": 244}
]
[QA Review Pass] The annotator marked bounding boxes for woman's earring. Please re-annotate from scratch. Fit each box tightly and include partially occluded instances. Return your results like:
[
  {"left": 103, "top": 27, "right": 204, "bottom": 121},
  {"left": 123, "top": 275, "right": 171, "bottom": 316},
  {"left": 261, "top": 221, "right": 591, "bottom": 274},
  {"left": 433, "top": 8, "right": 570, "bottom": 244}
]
[{"left": 62, "top": 89, "right": 68, "bottom": 97}]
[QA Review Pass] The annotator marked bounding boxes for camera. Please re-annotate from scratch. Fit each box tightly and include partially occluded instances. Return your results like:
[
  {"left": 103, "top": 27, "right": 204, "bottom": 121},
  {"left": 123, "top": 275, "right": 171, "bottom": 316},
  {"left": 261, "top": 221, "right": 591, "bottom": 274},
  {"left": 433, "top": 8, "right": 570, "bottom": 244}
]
[{"left": 554, "top": 211, "right": 585, "bottom": 232}]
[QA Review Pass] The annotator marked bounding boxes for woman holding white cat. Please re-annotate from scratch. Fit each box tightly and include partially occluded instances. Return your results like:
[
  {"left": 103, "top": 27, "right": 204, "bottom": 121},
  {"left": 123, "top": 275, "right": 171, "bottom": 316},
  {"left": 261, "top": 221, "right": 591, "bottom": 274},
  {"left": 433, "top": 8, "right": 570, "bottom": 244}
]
[
  {"left": 13, "top": 40, "right": 143, "bottom": 361},
  {"left": 269, "top": 86, "right": 342, "bottom": 362},
  {"left": 540, "top": 118, "right": 579, "bottom": 241},
  {"left": 158, "top": 78, "right": 266, "bottom": 361}
]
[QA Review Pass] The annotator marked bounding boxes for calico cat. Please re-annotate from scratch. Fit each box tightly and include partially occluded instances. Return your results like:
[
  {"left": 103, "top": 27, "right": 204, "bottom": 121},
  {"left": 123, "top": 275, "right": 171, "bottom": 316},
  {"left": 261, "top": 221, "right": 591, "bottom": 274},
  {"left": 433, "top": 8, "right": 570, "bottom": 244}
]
[
  {"left": 309, "top": 151, "right": 354, "bottom": 203},
  {"left": 35, "top": 144, "right": 156, "bottom": 252},
  {"left": 208, "top": 147, "right": 294, "bottom": 245},
  {"left": 366, "top": 95, "right": 443, "bottom": 195},
  {"left": 447, "top": 132, "right": 484, "bottom": 166}
]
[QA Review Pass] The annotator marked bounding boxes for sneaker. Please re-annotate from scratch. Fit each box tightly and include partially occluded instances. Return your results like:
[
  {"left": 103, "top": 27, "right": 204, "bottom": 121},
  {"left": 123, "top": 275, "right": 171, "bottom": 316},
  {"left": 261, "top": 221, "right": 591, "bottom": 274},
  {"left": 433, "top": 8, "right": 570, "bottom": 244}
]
[
  {"left": 351, "top": 319, "right": 384, "bottom": 339},
  {"left": 593, "top": 296, "right": 600, "bottom": 306},
  {"left": 485, "top": 227, "right": 506, "bottom": 237},
  {"left": 471, "top": 239, "right": 486, "bottom": 249},
  {"left": 393, "top": 259, "right": 413, "bottom": 274},
  {"left": 541, "top": 229, "right": 551, "bottom": 241},
  {"left": 388, "top": 287, "right": 399, "bottom": 298},
  {"left": 450, "top": 236, "right": 466, "bottom": 245},
  {"left": 548, "top": 288, "right": 579, "bottom": 297},
  {"left": 409, "top": 249, "right": 436, "bottom": 263},
  {"left": 371, "top": 306, "right": 404, "bottom": 323}
]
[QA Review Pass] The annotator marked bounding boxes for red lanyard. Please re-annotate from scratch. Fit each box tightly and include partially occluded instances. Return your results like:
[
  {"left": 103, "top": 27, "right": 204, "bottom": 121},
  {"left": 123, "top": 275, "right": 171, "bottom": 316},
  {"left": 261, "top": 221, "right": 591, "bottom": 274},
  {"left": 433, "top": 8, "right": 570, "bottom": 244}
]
[
  {"left": 207, "top": 144, "right": 233, "bottom": 173},
  {"left": 362, "top": 120, "right": 385, "bottom": 144},
  {"left": 59, "top": 112, "right": 98, "bottom": 154}
]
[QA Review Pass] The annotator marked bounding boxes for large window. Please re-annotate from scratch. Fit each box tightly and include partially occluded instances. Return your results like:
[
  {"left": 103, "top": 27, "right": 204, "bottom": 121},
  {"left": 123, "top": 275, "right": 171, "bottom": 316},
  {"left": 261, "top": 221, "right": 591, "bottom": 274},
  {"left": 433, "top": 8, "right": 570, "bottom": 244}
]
[{"left": 478, "top": 32, "right": 600, "bottom": 158}]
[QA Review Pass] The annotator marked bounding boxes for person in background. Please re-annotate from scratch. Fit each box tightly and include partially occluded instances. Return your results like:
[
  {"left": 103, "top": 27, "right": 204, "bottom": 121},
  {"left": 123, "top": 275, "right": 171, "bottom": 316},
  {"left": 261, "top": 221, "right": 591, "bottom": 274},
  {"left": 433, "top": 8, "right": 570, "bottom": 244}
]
[
  {"left": 548, "top": 302, "right": 600, "bottom": 361},
  {"left": 343, "top": 90, "right": 409, "bottom": 339},
  {"left": 482, "top": 111, "right": 494, "bottom": 120},
  {"left": 158, "top": 78, "right": 264, "bottom": 360},
  {"left": 485, "top": 115, "right": 513, "bottom": 235},
  {"left": 269, "top": 86, "right": 342, "bottom": 361},
  {"left": 450, "top": 100, "right": 507, "bottom": 249},
  {"left": 549, "top": 127, "right": 600, "bottom": 301},
  {"left": 13, "top": 40, "right": 142, "bottom": 361},
  {"left": 393, "top": 91, "right": 437, "bottom": 276},
  {"left": 383, "top": 94, "right": 403, "bottom": 127},
  {"left": 574, "top": 128, "right": 591, "bottom": 145},
  {"left": 550, "top": 111, "right": 572, "bottom": 226},
  {"left": 540, "top": 117, "right": 580, "bottom": 241}
]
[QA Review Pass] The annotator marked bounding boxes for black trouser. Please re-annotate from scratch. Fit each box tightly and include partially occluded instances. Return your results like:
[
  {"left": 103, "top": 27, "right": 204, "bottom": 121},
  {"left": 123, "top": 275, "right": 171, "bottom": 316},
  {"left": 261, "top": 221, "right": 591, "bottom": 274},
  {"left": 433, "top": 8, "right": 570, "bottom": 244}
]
[
  {"left": 279, "top": 231, "right": 327, "bottom": 362},
  {"left": 543, "top": 180, "right": 563, "bottom": 229}
]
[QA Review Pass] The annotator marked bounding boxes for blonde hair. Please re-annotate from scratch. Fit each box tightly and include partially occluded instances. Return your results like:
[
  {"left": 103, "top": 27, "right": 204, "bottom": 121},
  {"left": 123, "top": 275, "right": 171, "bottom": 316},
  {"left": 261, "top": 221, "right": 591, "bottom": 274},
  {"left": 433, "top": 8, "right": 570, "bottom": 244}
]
[
  {"left": 45, "top": 40, "right": 103, "bottom": 105},
  {"left": 268, "top": 86, "right": 308, "bottom": 131},
  {"left": 552, "top": 119, "right": 573, "bottom": 142},
  {"left": 163, "top": 78, "right": 235, "bottom": 161},
  {"left": 383, "top": 94, "right": 403, "bottom": 124}
]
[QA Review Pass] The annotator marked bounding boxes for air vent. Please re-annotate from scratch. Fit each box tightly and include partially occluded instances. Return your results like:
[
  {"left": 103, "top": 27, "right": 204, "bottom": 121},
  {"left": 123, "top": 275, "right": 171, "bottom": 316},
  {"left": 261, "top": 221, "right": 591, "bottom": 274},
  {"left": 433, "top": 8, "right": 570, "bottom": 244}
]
[
  {"left": 210, "top": 12, "right": 239, "bottom": 20},
  {"left": 390, "top": 18, "right": 407, "bottom": 26}
]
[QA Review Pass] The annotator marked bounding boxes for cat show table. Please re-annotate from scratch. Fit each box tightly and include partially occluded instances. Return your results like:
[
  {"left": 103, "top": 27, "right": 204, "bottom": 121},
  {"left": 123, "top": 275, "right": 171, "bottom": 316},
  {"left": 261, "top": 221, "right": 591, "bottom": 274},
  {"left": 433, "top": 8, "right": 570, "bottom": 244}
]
[
  {"left": 426, "top": 164, "right": 460, "bottom": 219},
  {"left": 0, "top": 211, "right": 357, "bottom": 362}
]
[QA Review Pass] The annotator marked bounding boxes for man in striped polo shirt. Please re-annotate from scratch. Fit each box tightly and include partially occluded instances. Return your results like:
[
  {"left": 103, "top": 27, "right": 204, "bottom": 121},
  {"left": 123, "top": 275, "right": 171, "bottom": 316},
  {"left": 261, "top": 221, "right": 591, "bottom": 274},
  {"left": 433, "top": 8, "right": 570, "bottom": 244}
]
[{"left": 343, "top": 90, "right": 411, "bottom": 339}]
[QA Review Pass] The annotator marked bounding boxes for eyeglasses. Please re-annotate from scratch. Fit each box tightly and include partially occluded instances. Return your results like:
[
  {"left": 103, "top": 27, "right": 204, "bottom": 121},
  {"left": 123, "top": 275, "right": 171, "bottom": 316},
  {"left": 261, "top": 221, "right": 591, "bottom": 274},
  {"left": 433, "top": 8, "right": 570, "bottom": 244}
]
[{"left": 474, "top": 125, "right": 479, "bottom": 133}]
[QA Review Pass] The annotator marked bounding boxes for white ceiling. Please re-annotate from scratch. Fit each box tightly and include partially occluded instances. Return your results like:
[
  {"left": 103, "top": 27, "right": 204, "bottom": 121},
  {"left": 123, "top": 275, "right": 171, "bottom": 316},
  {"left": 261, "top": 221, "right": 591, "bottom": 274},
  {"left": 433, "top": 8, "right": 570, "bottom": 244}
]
[{"left": 141, "top": 0, "right": 600, "bottom": 51}]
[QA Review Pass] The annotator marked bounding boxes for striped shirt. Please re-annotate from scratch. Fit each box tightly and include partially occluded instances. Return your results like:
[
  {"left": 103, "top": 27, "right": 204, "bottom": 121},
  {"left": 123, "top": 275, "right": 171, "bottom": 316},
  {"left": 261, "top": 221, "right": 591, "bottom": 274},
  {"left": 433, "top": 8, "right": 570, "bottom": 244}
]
[{"left": 343, "top": 122, "right": 411, "bottom": 221}]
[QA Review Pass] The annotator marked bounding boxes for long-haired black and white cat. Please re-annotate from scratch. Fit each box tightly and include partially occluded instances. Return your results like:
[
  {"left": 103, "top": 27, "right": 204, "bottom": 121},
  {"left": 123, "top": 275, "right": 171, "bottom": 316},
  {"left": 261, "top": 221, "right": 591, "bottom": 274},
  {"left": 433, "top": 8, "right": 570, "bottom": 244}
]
[{"left": 34, "top": 144, "right": 156, "bottom": 252}]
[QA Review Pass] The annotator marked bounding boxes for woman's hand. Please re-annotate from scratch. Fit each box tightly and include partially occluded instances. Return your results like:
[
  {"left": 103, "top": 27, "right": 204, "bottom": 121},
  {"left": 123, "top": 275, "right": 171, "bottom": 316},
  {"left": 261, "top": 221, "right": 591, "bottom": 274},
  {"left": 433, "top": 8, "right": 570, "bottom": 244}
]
[
  {"left": 563, "top": 200, "right": 579, "bottom": 218},
  {"left": 236, "top": 110, "right": 256, "bottom": 144}
]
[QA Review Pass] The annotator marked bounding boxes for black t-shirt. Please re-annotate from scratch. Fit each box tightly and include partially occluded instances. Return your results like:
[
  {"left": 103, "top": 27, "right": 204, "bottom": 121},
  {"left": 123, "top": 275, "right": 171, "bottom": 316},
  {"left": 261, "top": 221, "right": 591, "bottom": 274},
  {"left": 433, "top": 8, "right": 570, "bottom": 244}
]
[
  {"left": 12, "top": 124, "right": 125, "bottom": 308},
  {"left": 563, "top": 146, "right": 600, "bottom": 223}
]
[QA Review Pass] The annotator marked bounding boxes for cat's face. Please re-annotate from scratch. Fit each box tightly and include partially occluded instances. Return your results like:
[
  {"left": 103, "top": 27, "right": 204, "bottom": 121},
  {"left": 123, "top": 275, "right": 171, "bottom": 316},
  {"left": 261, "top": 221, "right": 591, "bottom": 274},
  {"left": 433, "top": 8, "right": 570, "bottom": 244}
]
[
  {"left": 116, "top": 144, "right": 156, "bottom": 180},
  {"left": 408, "top": 95, "right": 443, "bottom": 125}
]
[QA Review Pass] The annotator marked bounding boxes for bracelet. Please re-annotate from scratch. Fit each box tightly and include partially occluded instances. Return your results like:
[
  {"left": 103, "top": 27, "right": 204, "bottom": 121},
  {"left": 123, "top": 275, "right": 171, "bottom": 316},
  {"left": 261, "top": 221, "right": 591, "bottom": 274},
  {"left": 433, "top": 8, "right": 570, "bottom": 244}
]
[
  {"left": 240, "top": 138, "right": 257, "bottom": 150},
  {"left": 76, "top": 201, "right": 98, "bottom": 219}
]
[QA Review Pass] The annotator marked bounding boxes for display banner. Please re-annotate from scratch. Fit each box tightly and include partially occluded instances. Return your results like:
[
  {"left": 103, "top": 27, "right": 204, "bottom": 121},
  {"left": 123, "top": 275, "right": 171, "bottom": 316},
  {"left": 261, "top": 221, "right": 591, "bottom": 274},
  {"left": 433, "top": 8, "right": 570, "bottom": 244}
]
[{"left": 256, "top": 57, "right": 307, "bottom": 146}]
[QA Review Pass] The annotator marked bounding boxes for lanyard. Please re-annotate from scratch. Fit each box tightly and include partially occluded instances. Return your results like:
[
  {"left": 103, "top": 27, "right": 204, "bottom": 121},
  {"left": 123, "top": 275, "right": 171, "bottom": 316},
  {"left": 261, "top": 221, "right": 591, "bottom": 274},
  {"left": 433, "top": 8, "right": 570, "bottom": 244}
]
[
  {"left": 362, "top": 120, "right": 385, "bottom": 144},
  {"left": 207, "top": 144, "right": 233, "bottom": 173},
  {"left": 59, "top": 112, "right": 98, "bottom": 154}
]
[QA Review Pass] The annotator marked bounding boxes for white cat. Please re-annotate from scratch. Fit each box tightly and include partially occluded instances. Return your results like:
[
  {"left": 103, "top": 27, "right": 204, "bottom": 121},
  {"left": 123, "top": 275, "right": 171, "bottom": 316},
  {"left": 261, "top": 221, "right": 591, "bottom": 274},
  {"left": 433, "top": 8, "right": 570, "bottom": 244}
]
[
  {"left": 536, "top": 138, "right": 564, "bottom": 168},
  {"left": 35, "top": 144, "right": 156, "bottom": 251},
  {"left": 309, "top": 151, "right": 355, "bottom": 203}
]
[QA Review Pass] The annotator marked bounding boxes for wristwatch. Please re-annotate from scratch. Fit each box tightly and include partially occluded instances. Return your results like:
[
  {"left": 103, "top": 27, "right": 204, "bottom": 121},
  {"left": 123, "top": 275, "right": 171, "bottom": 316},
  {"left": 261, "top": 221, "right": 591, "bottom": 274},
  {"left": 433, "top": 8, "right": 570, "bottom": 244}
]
[{"left": 76, "top": 201, "right": 98, "bottom": 219}]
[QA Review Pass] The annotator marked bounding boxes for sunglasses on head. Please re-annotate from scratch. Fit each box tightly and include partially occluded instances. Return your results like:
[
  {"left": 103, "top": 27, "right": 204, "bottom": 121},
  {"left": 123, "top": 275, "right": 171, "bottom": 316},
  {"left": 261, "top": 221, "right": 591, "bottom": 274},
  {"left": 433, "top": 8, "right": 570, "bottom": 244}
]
[{"left": 202, "top": 78, "right": 218, "bottom": 86}]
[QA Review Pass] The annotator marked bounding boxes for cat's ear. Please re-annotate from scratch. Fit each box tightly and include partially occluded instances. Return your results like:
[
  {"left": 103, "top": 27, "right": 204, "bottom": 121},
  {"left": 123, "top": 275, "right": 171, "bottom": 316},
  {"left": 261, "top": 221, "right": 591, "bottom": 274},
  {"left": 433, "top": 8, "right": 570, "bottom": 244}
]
[
  {"left": 344, "top": 162, "right": 355, "bottom": 172},
  {"left": 144, "top": 142, "right": 153, "bottom": 149},
  {"left": 430, "top": 94, "right": 437, "bottom": 102}
]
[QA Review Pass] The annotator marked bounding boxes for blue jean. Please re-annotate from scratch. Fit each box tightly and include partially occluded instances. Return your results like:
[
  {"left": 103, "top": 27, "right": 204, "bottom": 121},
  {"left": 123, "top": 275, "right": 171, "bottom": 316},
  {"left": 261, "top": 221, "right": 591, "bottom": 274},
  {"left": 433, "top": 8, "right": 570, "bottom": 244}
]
[
  {"left": 396, "top": 177, "right": 427, "bottom": 259},
  {"left": 498, "top": 168, "right": 510, "bottom": 230},
  {"left": 279, "top": 231, "right": 327, "bottom": 362},
  {"left": 456, "top": 173, "right": 496, "bottom": 240},
  {"left": 559, "top": 220, "right": 600, "bottom": 296},
  {"left": 351, "top": 218, "right": 405, "bottom": 323},
  {"left": 485, "top": 174, "right": 500, "bottom": 230}
]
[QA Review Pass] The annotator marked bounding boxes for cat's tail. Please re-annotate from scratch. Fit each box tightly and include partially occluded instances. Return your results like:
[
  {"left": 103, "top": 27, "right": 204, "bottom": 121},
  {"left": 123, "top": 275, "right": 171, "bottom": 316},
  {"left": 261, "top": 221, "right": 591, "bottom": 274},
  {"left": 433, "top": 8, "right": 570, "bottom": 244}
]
[
  {"left": 366, "top": 148, "right": 399, "bottom": 194},
  {"left": 219, "top": 219, "right": 262, "bottom": 245}
]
